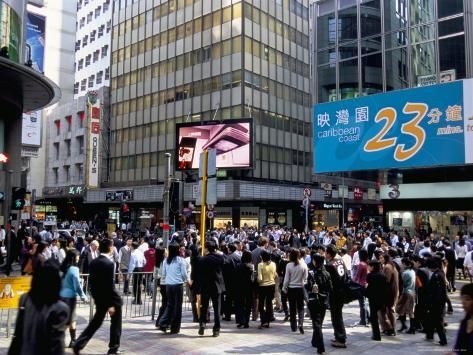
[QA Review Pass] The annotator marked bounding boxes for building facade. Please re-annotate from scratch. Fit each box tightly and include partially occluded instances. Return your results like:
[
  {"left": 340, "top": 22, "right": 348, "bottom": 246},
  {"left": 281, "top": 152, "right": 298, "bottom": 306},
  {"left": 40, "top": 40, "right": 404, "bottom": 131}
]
[
  {"left": 74, "top": 0, "right": 112, "bottom": 97},
  {"left": 311, "top": 0, "right": 473, "bottom": 235},
  {"left": 83, "top": 0, "right": 320, "bottom": 230}
]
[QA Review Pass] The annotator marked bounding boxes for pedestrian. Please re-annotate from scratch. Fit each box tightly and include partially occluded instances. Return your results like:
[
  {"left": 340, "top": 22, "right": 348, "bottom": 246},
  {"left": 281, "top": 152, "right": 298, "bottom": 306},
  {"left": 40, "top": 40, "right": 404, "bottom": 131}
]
[
  {"left": 129, "top": 241, "right": 146, "bottom": 305},
  {"left": 396, "top": 257, "right": 416, "bottom": 334},
  {"left": 424, "top": 257, "right": 448, "bottom": 346},
  {"left": 144, "top": 242, "right": 156, "bottom": 297},
  {"left": 379, "top": 253, "right": 399, "bottom": 336},
  {"left": 257, "top": 250, "right": 277, "bottom": 329},
  {"left": 353, "top": 249, "right": 369, "bottom": 326},
  {"left": 157, "top": 243, "right": 190, "bottom": 334},
  {"left": 449, "top": 283, "right": 473, "bottom": 354},
  {"left": 60, "top": 249, "right": 88, "bottom": 348},
  {"left": 307, "top": 253, "right": 332, "bottom": 354},
  {"left": 195, "top": 240, "right": 226, "bottom": 337},
  {"left": 324, "top": 245, "right": 348, "bottom": 348},
  {"left": 73, "top": 239, "right": 123, "bottom": 355},
  {"left": 234, "top": 250, "right": 254, "bottom": 328},
  {"left": 118, "top": 238, "right": 132, "bottom": 295},
  {"left": 155, "top": 246, "right": 168, "bottom": 325},
  {"left": 412, "top": 255, "right": 429, "bottom": 332},
  {"left": 223, "top": 243, "right": 241, "bottom": 321},
  {"left": 366, "top": 260, "right": 389, "bottom": 341},
  {"left": 251, "top": 237, "right": 269, "bottom": 321},
  {"left": 455, "top": 239, "right": 468, "bottom": 279},
  {"left": 283, "top": 248, "right": 308, "bottom": 334},
  {"left": 9, "top": 259, "right": 70, "bottom": 355},
  {"left": 443, "top": 240, "right": 457, "bottom": 292}
]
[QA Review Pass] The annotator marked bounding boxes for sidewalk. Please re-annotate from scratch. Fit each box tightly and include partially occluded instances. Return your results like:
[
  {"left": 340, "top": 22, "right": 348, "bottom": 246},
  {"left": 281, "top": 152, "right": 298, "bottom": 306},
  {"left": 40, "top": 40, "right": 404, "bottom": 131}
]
[{"left": 0, "top": 280, "right": 467, "bottom": 354}]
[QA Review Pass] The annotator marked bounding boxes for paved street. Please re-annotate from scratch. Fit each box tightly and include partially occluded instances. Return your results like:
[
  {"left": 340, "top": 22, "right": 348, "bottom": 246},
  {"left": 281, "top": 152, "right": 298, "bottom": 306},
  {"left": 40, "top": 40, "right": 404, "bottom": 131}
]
[{"left": 1, "top": 280, "right": 466, "bottom": 355}]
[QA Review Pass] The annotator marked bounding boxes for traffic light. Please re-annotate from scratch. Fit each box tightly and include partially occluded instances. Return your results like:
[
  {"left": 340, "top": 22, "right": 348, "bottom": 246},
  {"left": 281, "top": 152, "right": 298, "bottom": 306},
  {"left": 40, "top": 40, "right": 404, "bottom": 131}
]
[
  {"left": 11, "top": 187, "right": 26, "bottom": 210},
  {"left": 0, "top": 152, "right": 8, "bottom": 163},
  {"left": 120, "top": 203, "right": 131, "bottom": 223}
]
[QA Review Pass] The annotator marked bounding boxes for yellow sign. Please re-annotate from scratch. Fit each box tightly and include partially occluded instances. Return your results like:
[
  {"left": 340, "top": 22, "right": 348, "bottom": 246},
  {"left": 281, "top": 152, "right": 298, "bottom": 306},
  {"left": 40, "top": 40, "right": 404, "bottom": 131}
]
[{"left": 0, "top": 277, "right": 32, "bottom": 309}]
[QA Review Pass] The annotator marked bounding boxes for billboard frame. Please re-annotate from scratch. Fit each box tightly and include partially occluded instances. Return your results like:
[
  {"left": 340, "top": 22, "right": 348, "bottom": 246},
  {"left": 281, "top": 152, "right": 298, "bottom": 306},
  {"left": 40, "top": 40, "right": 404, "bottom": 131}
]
[{"left": 175, "top": 118, "right": 253, "bottom": 171}]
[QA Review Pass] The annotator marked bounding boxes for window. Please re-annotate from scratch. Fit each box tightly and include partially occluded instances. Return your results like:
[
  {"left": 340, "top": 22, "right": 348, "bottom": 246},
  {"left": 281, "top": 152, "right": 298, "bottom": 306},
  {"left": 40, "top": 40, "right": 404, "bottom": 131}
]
[
  {"left": 66, "top": 115, "right": 72, "bottom": 132},
  {"left": 76, "top": 164, "right": 84, "bottom": 181},
  {"left": 105, "top": 67, "right": 110, "bottom": 80},
  {"left": 77, "top": 136, "right": 85, "bottom": 155},
  {"left": 80, "top": 79, "right": 87, "bottom": 91},
  {"left": 54, "top": 143, "right": 60, "bottom": 159},
  {"left": 103, "top": 0, "right": 109, "bottom": 12},
  {"left": 93, "top": 50, "right": 99, "bottom": 62},
  {"left": 74, "top": 82, "right": 79, "bottom": 94},
  {"left": 80, "top": 17, "right": 85, "bottom": 28},
  {"left": 78, "top": 59, "right": 84, "bottom": 70},
  {"left": 90, "top": 30, "right": 96, "bottom": 43},
  {"left": 65, "top": 139, "right": 71, "bottom": 157},
  {"left": 64, "top": 166, "right": 70, "bottom": 182},
  {"left": 54, "top": 120, "right": 60, "bottom": 135},
  {"left": 53, "top": 168, "right": 59, "bottom": 184},
  {"left": 87, "top": 12, "right": 93, "bottom": 23},
  {"left": 106, "top": 20, "right": 111, "bottom": 33},
  {"left": 88, "top": 75, "right": 95, "bottom": 88},
  {"left": 96, "top": 70, "right": 103, "bottom": 84},
  {"left": 82, "top": 35, "right": 88, "bottom": 47},
  {"left": 98, "top": 25, "right": 105, "bottom": 38},
  {"left": 85, "top": 55, "right": 91, "bottom": 66},
  {"left": 75, "top": 40, "right": 81, "bottom": 51},
  {"left": 102, "top": 45, "right": 109, "bottom": 58},
  {"left": 95, "top": 6, "right": 101, "bottom": 18}
]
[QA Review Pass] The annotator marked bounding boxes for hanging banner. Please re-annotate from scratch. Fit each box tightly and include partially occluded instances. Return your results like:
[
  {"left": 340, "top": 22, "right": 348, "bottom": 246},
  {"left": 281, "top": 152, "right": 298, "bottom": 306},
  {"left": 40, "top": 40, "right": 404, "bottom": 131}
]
[
  {"left": 313, "top": 79, "right": 473, "bottom": 173},
  {"left": 87, "top": 92, "right": 100, "bottom": 188}
]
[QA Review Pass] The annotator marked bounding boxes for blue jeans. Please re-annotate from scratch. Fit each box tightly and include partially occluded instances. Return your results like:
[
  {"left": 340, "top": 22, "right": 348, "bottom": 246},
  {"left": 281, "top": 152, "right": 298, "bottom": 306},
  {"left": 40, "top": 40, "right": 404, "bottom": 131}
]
[{"left": 358, "top": 295, "right": 369, "bottom": 325}]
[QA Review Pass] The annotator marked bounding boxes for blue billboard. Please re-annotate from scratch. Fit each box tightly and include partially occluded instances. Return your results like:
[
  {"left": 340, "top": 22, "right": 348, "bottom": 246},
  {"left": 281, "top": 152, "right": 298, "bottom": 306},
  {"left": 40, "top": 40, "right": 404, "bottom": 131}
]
[
  {"left": 313, "top": 80, "right": 473, "bottom": 173},
  {"left": 25, "top": 11, "right": 45, "bottom": 73}
]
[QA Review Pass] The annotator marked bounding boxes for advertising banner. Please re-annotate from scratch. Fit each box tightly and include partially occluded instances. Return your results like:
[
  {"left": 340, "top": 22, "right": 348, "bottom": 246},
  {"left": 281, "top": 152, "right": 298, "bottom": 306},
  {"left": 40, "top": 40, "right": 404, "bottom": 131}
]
[
  {"left": 314, "top": 79, "right": 473, "bottom": 173},
  {"left": 21, "top": 111, "right": 41, "bottom": 147},
  {"left": 87, "top": 93, "right": 101, "bottom": 188},
  {"left": 25, "top": 11, "right": 45, "bottom": 73},
  {"left": 176, "top": 119, "right": 252, "bottom": 170},
  {"left": 0, "top": 277, "right": 32, "bottom": 309}
]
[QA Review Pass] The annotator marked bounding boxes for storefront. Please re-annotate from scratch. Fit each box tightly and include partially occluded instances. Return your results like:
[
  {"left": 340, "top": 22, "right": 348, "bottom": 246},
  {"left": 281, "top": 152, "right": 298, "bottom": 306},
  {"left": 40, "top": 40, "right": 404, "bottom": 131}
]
[
  {"left": 41, "top": 185, "right": 87, "bottom": 222},
  {"left": 312, "top": 203, "right": 342, "bottom": 230}
]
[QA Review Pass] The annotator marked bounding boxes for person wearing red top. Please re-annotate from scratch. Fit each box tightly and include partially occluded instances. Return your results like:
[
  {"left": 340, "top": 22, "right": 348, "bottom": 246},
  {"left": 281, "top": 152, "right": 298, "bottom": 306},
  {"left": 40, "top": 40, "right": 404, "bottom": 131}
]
[
  {"left": 353, "top": 249, "right": 369, "bottom": 326},
  {"left": 144, "top": 244, "right": 156, "bottom": 297}
]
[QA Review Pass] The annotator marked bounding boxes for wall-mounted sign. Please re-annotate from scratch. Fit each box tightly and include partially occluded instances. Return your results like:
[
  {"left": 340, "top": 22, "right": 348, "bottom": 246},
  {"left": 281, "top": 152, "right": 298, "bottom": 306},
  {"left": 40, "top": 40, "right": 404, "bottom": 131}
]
[
  {"left": 105, "top": 190, "right": 134, "bottom": 201},
  {"left": 87, "top": 92, "right": 101, "bottom": 188},
  {"left": 22, "top": 111, "right": 41, "bottom": 147},
  {"left": 42, "top": 185, "right": 85, "bottom": 197},
  {"left": 353, "top": 187, "right": 363, "bottom": 200},
  {"left": 322, "top": 203, "right": 343, "bottom": 209}
]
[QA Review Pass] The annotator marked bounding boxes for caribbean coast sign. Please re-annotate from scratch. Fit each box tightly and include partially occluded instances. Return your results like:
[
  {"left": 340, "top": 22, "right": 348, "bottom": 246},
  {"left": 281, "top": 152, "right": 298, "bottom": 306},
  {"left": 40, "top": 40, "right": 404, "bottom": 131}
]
[{"left": 313, "top": 79, "right": 473, "bottom": 173}]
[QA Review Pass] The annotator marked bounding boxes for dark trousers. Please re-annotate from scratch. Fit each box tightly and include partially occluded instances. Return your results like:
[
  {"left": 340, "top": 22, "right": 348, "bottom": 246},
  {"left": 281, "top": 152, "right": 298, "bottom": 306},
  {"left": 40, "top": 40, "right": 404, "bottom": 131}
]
[
  {"left": 446, "top": 271, "right": 455, "bottom": 291},
  {"left": 156, "top": 285, "right": 168, "bottom": 325},
  {"left": 369, "top": 303, "right": 382, "bottom": 340},
  {"left": 132, "top": 267, "right": 144, "bottom": 303},
  {"left": 158, "top": 284, "right": 183, "bottom": 332},
  {"left": 425, "top": 310, "right": 447, "bottom": 344},
  {"left": 235, "top": 291, "right": 252, "bottom": 326},
  {"left": 288, "top": 287, "right": 305, "bottom": 330},
  {"left": 223, "top": 289, "right": 235, "bottom": 319},
  {"left": 308, "top": 300, "right": 327, "bottom": 353},
  {"left": 258, "top": 285, "right": 275, "bottom": 325},
  {"left": 120, "top": 268, "right": 129, "bottom": 293},
  {"left": 281, "top": 285, "right": 289, "bottom": 316},
  {"left": 75, "top": 303, "right": 122, "bottom": 353},
  {"left": 414, "top": 298, "right": 427, "bottom": 330},
  {"left": 200, "top": 292, "right": 222, "bottom": 331},
  {"left": 251, "top": 286, "right": 259, "bottom": 321},
  {"left": 329, "top": 301, "right": 346, "bottom": 343},
  {"left": 190, "top": 287, "right": 199, "bottom": 322}
]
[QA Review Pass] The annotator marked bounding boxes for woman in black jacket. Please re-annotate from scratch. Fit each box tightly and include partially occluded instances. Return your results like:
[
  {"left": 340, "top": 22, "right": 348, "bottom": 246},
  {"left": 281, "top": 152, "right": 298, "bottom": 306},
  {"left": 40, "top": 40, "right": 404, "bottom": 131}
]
[
  {"left": 366, "top": 260, "right": 389, "bottom": 341},
  {"left": 234, "top": 250, "right": 254, "bottom": 328}
]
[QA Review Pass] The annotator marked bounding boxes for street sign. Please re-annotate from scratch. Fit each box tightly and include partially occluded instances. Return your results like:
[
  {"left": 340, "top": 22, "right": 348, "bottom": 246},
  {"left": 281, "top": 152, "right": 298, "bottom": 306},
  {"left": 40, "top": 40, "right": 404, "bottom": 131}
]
[
  {"left": 303, "top": 187, "right": 312, "bottom": 197},
  {"left": 199, "top": 149, "right": 217, "bottom": 178},
  {"left": 0, "top": 192, "right": 4, "bottom": 201},
  {"left": 207, "top": 210, "right": 215, "bottom": 219},
  {"left": 207, "top": 177, "right": 217, "bottom": 205},
  {"left": 0, "top": 153, "right": 9, "bottom": 163}
]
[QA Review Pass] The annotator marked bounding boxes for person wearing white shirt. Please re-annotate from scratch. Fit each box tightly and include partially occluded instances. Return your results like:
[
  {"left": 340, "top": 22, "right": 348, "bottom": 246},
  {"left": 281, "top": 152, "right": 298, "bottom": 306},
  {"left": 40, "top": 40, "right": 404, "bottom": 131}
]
[
  {"left": 351, "top": 245, "right": 360, "bottom": 279},
  {"left": 419, "top": 240, "right": 432, "bottom": 258},
  {"left": 138, "top": 238, "right": 149, "bottom": 253},
  {"left": 340, "top": 248, "right": 352, "bottom": 274},
  {"left": 362, "top": 235, "right": 373, "bottom": 250},
  {"left": 129, "top": 242, "right": 147, "bottom": 304},
  {"left": 464, "top": 250, "right": 473, "bottom": 281},
  {"left": 390, "top": 232, "right": 399, "bottom": 247}
]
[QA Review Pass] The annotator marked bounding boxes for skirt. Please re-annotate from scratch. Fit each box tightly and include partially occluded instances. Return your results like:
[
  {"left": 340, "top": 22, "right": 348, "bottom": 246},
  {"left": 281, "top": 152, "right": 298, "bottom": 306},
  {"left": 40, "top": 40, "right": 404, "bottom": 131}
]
[
  {"left": 395, "top": 293, "right": 415, "bottom": 317},
  {"left": 61, "top": 297, "right": 77, "bottom": 325}
]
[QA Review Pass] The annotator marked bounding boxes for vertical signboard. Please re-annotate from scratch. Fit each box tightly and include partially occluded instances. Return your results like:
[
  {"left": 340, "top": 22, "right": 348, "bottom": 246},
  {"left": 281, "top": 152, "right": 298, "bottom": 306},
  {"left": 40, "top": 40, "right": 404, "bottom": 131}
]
[
  {"left": 21, "top": 111, "right": 41, "bottom": 147},
  {"left": 25, "top": 12, "right": 45, "bottom": 73},
  {"left": 87, "top": 92, "right": 101, "bottom": 188}
]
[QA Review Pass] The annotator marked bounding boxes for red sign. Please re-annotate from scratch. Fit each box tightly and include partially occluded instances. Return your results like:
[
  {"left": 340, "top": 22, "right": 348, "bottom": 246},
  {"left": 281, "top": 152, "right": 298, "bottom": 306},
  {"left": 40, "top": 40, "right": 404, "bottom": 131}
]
[
  {"left": 0, "top": 153, "right": 9, "bottom": 163},
  {"left": 91, "top": 121, "right": 100, "bottom": 134},
  {"left": 162, "top": 224, "right": 170, "bottom": 231},
  {"left": 91, "top": 107, "right": 100, "bottom": 119},
  {"left": 354, "top": 187, "right": 363, "bottom": 200}
]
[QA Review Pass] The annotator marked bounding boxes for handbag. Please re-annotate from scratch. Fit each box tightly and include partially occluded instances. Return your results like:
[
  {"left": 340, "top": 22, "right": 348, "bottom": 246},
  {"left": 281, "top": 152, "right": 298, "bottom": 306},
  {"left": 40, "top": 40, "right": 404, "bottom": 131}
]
[{"left": 23, "top": 258, "right": 33, "bottom": 275}]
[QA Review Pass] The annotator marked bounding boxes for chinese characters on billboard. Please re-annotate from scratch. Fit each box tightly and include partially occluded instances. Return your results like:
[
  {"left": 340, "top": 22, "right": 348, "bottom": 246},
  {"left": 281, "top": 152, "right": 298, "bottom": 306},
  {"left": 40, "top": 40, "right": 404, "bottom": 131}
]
[
  {"left": 176, "top": 119, "right": 252, "bottom": 170},
  {"left": 87, "top": 93, "right": 101, "bottom": 187},
  {"left": 313, "top": 79, "right": 473, "bottom": 173}
]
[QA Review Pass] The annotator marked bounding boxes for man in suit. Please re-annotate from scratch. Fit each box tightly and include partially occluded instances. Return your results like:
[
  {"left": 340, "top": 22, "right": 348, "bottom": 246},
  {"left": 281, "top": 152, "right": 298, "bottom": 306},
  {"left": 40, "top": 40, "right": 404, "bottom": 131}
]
[
  {"left": 79, "top": 240, "right": 99, "bottom": 274},
  {"left": 195, "top": 240, "right": 226, "bottom": 337},
  {"left": 223, "top": 243, "right": 241, "bottom": 320},
  {"left": 74, "top": 239, "right": 123, "bottom": 355}
]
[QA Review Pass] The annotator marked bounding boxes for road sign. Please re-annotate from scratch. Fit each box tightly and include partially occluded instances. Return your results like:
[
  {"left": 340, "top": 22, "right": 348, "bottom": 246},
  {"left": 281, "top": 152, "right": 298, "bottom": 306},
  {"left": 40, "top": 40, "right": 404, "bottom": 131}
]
[
  {"left": 0, "top": 153, "right": 9, "bottom": 163},
  {"left": 199, "top": 149, "right": 217, "bottom": 178},
  {"left": 0, "top": 192, "right": 4, "bottom": 201},
  {"left": 207, "top": 210, "right": 215, "bottom": 219},
  {"left": 303, "top": 187, "right": 311, "bottom": 197}
]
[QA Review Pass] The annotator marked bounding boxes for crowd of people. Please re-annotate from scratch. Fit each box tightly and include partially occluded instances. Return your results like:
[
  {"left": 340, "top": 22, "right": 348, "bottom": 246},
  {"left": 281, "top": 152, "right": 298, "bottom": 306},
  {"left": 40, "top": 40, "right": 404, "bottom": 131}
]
[{"left": 3, "top": 222, "right": 473, "bottom": 355}]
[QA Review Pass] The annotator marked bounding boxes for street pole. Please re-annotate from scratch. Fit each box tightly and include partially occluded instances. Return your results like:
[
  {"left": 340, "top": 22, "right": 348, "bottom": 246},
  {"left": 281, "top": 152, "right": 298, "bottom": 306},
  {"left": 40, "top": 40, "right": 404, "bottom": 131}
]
[
  {"left": 200, "top": 150, "right": 208, "bottom": 256},
  {"left": 305, "top": 200, "right": 309, "bottom": 234},
  {"left": 342, "top": 175, "right": 346, "bottom": 228},
  {"left": 163, "top": 153, "right": 172, "bottom": 248}
]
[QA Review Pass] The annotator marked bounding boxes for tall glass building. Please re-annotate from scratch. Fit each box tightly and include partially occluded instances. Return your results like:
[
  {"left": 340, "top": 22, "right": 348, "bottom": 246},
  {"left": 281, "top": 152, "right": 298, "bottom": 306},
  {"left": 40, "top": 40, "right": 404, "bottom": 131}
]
[{"left": 86, "top": 0, "right": 316, "bottom": 230}]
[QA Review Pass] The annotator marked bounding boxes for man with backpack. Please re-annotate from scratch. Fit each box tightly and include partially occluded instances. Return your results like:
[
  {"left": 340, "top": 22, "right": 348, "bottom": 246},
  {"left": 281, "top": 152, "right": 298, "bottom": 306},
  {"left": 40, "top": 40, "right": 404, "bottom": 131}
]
[{"left": 324, "top": 245, "right": 348, "bottom": 349}]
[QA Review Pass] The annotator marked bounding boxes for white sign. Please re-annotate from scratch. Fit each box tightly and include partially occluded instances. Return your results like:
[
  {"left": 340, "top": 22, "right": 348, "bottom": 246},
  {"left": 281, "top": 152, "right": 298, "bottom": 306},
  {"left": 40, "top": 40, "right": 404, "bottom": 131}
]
[
  {"left": 380, "top": 182, "right": 473, "bottom": 199},
  {"left": 21, "top": 146, "right": 39, "bottom": 158},
  {"left": 463, "top": 78, "right": 473, "bottom": 165},
  {"left": 87, "top": 94, "right": 101, "bottom": 188},
  {"left": 22, "top": 111, "right": 41, "bottom": 147}
]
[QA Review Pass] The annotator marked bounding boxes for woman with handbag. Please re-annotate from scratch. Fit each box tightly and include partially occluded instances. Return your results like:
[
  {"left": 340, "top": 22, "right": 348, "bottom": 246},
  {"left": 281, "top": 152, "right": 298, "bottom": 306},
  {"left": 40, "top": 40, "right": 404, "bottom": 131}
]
[{"left": 257, "top": 250, "right": 277, "bottom": 329}]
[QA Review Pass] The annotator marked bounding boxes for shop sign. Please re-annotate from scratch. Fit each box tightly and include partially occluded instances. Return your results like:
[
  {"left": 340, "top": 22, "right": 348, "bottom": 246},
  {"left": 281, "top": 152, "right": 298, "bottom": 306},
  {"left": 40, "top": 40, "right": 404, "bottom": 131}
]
[
  {"left": 353, "top": 187, "right": 363, "bottom": 200},
  {"left": 267, "top": 211, "right": 286, "bottom": 225},
  {"left": 0, "top": 277, "right": 32, "bottom": 309},
  {"left": 313, "top": 79, "right": 473, "bottom": 173},
  {"left": 380, "top": 181, "right": 473, "bottom": 199},
  {"left": 367, "top": 188, "right": 377, "bottom": 200},
  {"left": 67, "top": 185, "right": 86, "bottom": 196},
  {"left": 322, "top": 203, "right": 343, "bottom": 209},
  {"left": 106, "top": 190, "right": 134, "bottom": 201},
  {"left": 42, "top": 185, "right": 85, "bottom": 197},
  {"left": 87, "top": 92, "right": 101, "bottom": 188}
]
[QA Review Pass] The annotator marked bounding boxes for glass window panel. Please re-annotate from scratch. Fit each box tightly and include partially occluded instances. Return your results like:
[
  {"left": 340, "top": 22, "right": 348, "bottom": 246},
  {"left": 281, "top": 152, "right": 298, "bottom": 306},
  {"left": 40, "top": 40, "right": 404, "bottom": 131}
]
[
  {"left": 385, "top": 30, "right": 407, "bottom": 49},
  {"left": 339, "top": 58, "right": 359, "bottom": 100},
  {"left": 361, "top": 53, "right": 382, "bottom": 95},
  {"left": 151, "top": 122, "right": 158, "bottom": 136},
  {"left": 410, "top": 0, "right": 434, "bottom": 25},
  {"left": 337, "top": 6, "right": 357, "bottom": 43},
  {"left": 361, "top": 36, "right": 382, "bottom": 54},
  {"left": 439, "top": 35, "right": 466, "bottom": 80},
  {"left": 161, "top": 31, "right": 168, "bottom": 46},
  {"left": 223, "top": 6, "right": 232, "bottom": 23},
  {"left": 438, "top": 0, "right": 463, "bottom": 18},
  {"left": 411, "top": 41, "right": 436, "bottom": 86},
  {"left": 233, "top": 3, "right": 242, "bottom": 19},
  {"left": 194, "top": 18, "right": 202, "bottom": 33},
  {"left": 213, "top": 9, "right": 221, "bottom": 26},
  {"left": 168, "top": 28, "right": 176, "bottom": 42},
  {"left": 410, "top": 23, "right": 435, "bottom": 43},
  {"left": 338, "top": 41, "right": 357, "bottom": 59},
  {"left": 222, "top": 39, "right": 232, "bottom": 56},
  {"left": 438, "top": 17, "right": 464, "bottom": 37},
  {"left": 233, "top": 37, "right": 241, "bottom": 53},
  {"left": 212, "top": 43, "right": 221, "bottom": 59},
  {"left": 177, "top": 24, "right": 185, "bottom": 40},
  {"left": 317, "top": 64, "right": 336, "bottom": 103},
  {"left": 203, "top": 14, "right": 212, "bottom": 30},
  {"left": 360, "top": 0, "right": 381, "bottom": 37}
]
